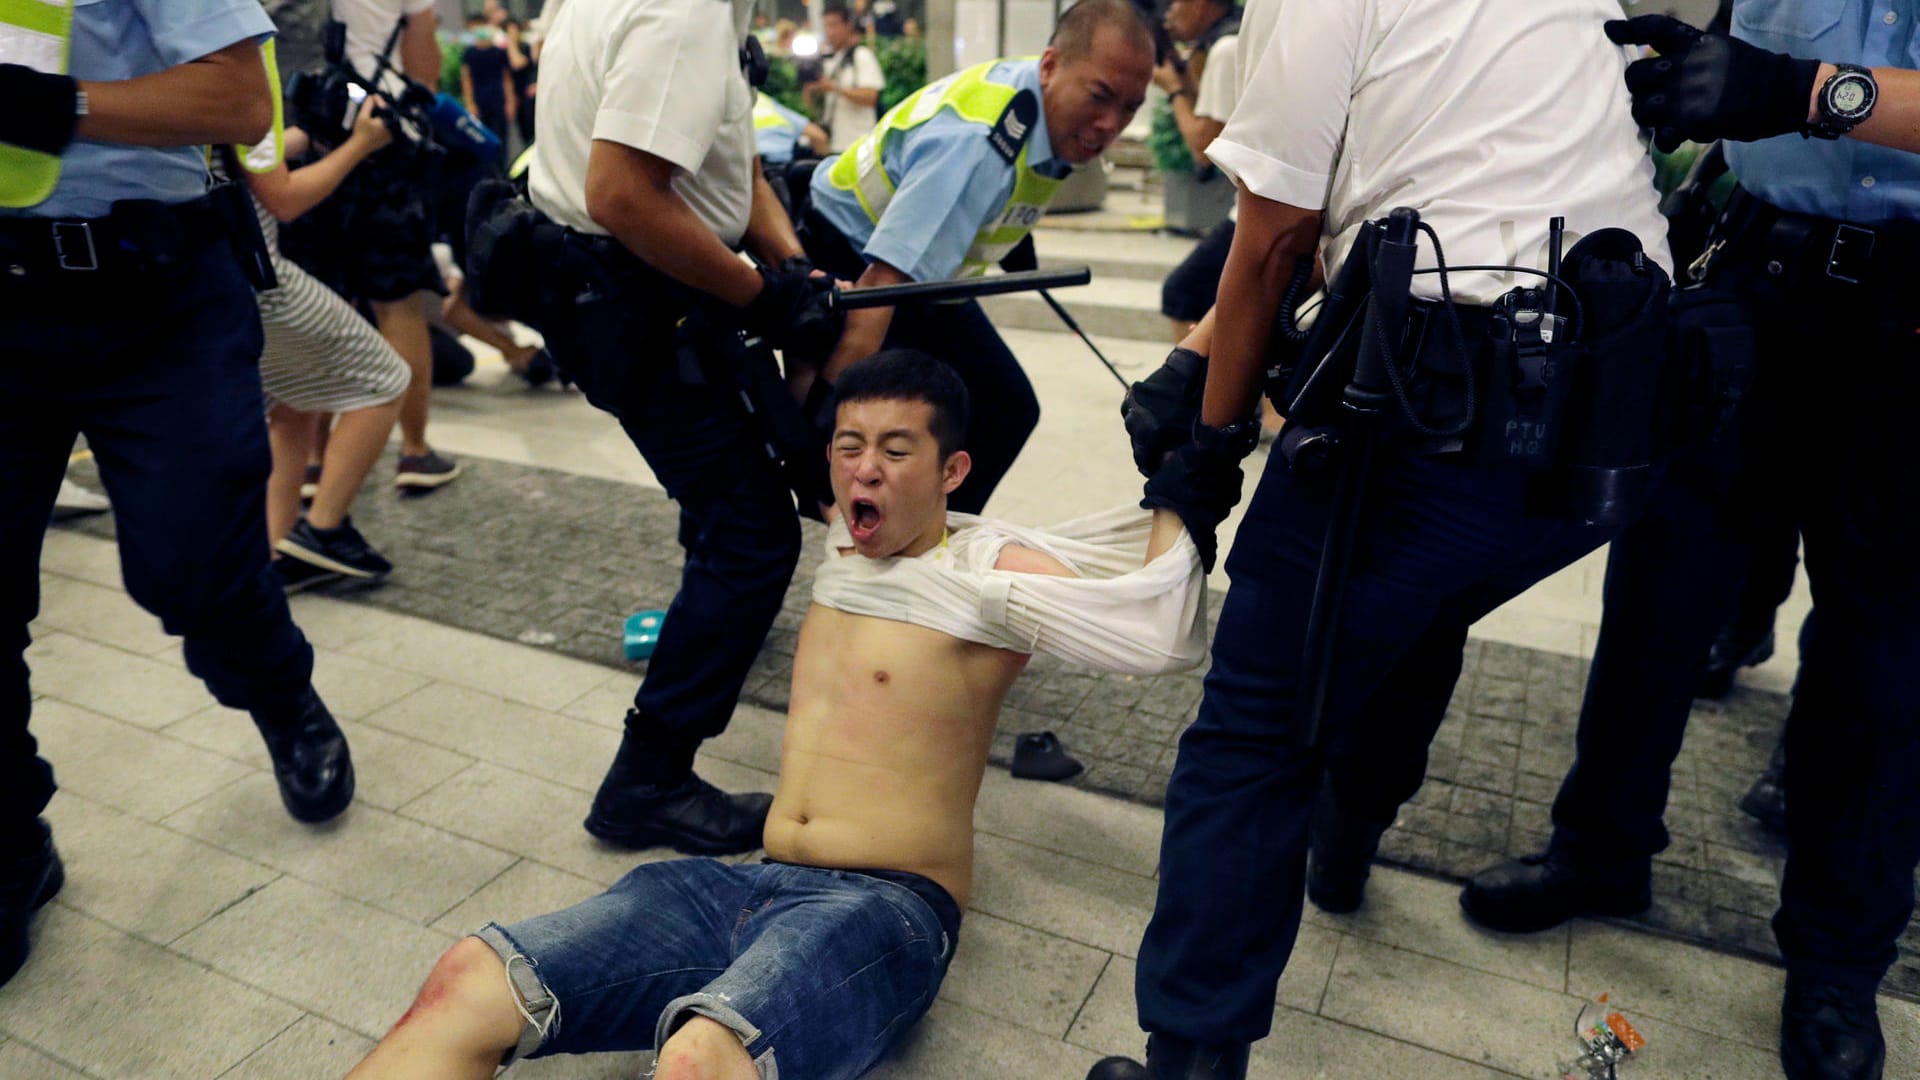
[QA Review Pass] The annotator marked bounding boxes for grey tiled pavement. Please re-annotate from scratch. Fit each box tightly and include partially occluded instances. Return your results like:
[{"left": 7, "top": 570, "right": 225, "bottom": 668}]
[{"left": 22, "top": 526, "right": 1920, "bottom": 1079}]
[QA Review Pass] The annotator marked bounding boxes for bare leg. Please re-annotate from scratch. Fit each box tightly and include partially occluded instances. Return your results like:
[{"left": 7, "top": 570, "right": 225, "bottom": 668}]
[
  {"left": 266, "top": 405, "right": 317, "bottom": 548},
  {"left": 441, "top": 283, "right": 538, "bottom": 371},
  {"left": 654, "top": 1016, "right": 758, "bottom": 1080},
  {"left": 372, "top": 295, "right": 434, "bottom": 458},
  {"left": 307, "top": 400, "right": 401, "bottom": 530},
  {"left": 347, "top": 938, "right": 525, "bottom": 1080},
  {"left": 310, "top": 411, "right": 333, "bottom": 467}
]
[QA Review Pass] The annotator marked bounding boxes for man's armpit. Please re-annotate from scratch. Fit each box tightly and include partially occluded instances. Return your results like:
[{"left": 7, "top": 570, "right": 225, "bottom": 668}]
[{"left": 994, "top": 544, "right": 1078, "bottom": 578}]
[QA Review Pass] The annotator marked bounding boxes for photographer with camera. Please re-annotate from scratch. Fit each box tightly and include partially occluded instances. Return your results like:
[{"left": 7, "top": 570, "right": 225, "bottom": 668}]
[
  {"left": 472, "top": 0, "right": 842, "bottom": 856},
  {"left": 1461, "top": 9, "right": 1920, "bottom": 1078},
  {"left": 282, "top": 0, "right": 463, "bottom": 493},
  {"left": 805, "top": 1, "right": 886, "bottom": 154},
  {"left": 1091, "top": 0, "right": 1672, "bottom": 1076},
  {"left": 1153, "top": 0, "right": 1239, "bottom": 341},
  {"left": 0, "top": 2, "right": 358, "bottom": 986}
]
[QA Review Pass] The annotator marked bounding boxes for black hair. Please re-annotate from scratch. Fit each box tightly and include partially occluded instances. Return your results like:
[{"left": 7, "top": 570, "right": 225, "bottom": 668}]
[
  {"left": 1051, "top": 0, "right": 1156, "bottom": 63},
  {"left": 831, "top": 349, "right": 970, "bottom": 458},
  {"left": 822, "top": 1, "right": 853, "bottom": 23}
]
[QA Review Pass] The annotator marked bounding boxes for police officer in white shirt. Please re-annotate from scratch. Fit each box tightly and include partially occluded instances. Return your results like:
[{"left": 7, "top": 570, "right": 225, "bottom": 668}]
[
  {"left": 807, "top": 0, "right": 885, "bottom": 153},
  {"left": 522, "top": 0, "right": 841, "bottom": 857},
  {"left": 1099, "top": 0, "right": 1673, "bottom": 1075}
]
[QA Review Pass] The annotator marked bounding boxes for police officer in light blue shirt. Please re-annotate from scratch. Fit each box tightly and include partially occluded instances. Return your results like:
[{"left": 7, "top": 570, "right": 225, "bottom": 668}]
[
  {"left": 0, "top": 0, "right": 358, "bottom": 986},
  {"left": 796, "top": 0, "right": 1154, "bottom": 513},
  {"left": 1461, "top": 7, "right": 1920, "bottom": 1079}
]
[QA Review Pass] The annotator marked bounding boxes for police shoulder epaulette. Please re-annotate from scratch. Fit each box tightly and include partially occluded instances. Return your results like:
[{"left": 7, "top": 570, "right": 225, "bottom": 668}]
[{"left": 986, "top": 89, "right": 1039, "bottom": 164}]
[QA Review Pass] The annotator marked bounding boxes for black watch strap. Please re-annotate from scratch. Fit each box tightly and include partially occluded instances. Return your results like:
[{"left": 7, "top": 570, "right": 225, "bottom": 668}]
[
  {"left": 1193, "top": 416, "right": 1260, "bottom": 460},
  {"left": 1810, "top": 63, "right": 1876, "bottom": 140}
]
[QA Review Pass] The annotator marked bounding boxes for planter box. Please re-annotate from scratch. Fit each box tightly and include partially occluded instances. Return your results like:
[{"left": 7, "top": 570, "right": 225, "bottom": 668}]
[{"left": 1163, "top": 168, "right": 1235, "bottom": 235}]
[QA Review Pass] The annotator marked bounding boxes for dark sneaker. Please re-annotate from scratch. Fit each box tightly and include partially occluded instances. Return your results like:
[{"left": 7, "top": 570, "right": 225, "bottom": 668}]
[
  {"left": 1782, "top": 979, "right": 1885, "bottom": 1080},
  {"left": 0, "top": 822, "right": 64, "bottom": 988},
  {"left": 394, "top": 450, "right": 462, "bottom": 491},
  {"left": 585, "top": 773, "right": 772, "bottom": 855},
  {"left": 1460, "top": 849, "right": 1651, "bottom": 934},
  {"left": 518, "top": 348, "right": 557, "bottom": 388},
  {"left": 277, "top": 517, "right": 393, "bottom": 580},
  {"left": 1144, "top": 1035, "right": 1250, "bottom": 1080},
  {"left": 299, "top": 463, "right": 322, "bottom": 503},
  {"left": 1740, "top": 739, "right": 1788, "bottom": 833},
  {"left": 273, "top": 557, "right": 344, "bottom": 594},
  {"left": 1697, "top": 622, "right": 1776, "bottom": 699},
  {"left": 251, "top": 687, "right": 355, "bottom": 823},
  {"left": 1011, "top": 731, "right": 1083, "bottom": 781},
  {"left": 1087, "top": 1059, "right": 1151, "bottom": 1080}
]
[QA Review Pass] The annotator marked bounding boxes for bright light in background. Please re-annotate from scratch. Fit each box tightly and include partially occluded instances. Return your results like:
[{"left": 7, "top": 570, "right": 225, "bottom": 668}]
[{"left": 791, "top": 33, "right": 820, "bottom": 57}]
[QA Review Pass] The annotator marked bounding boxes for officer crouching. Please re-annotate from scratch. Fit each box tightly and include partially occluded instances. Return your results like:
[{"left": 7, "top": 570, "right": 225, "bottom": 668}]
[
  {"left": 466, "top": 0, "right": 841, "bottom": 857},
  {"left": 0, "top": 0, "right": 355, "bottom": 986}
]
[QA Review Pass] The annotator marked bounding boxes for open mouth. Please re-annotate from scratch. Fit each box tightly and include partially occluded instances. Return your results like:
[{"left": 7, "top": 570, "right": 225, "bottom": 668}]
[{"left": 849, "top": 498, "right": 883, "bottom": 540}]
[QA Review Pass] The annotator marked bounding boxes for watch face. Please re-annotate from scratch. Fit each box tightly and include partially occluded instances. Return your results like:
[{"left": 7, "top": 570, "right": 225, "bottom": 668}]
[
  {"left": 1833, "top": 79, "right": 1869, "bottom": 114},
  {"left": 1828, "top": 71, "right": 1876, "bottom": 121}
]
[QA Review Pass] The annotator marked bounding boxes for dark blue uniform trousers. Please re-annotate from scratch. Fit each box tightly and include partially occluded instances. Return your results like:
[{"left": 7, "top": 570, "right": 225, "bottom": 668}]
[
  {"left": 1136, "top": 446, "right": 1614, "bottom": 1043},
  {"left": 1548, "top": 267, "right": 1920, "bottom": 995},
  {"left": 0, "top": 244, "right": 314, "bottom": 844}
]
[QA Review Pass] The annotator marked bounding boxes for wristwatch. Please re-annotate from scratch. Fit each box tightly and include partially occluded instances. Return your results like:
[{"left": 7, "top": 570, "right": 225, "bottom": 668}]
[
  {"left": 1192, "top": 416, "right": 1261, "bottom": 460},
  {"left": 1810, "top": 63, "right": 1876, "bottom": 140}
]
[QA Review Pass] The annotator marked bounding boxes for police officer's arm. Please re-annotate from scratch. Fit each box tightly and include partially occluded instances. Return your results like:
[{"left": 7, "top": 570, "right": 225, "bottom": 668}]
[
  {"left": 1203, "top": 189, "right": 1321, "bottom": 427},
  {"left": 1806, "top": 62, "right": 1920, "bottom": 154},
  {"left": 40, "top": 39, "right": 272, "bottom": 148},
  {"left": 402, "top": 9, "right": 443, "bottom": 87},
  {"left": 584, "top": 139, "right": 765, "bottom": 306},
  {"left": 743, "top": 157, "right": 807, "bottom": 267},
  {"left": 822, "top": 259, "right": 913, "bottom": 379}
]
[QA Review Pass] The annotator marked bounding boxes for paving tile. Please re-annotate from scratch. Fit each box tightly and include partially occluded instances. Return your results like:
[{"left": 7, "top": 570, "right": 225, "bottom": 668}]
[
  {"left": 42, "top": 792, "right": 278, "bottom": 944},
  {"left": 967, "top": 833, "right": 1158, "bottom": 958},
  {"left": 1321, "top": 935, "right": 1586, "bottom": 1077},
  {"left": 173, "top": 877, "right": 455, "bottom": 1040},
  {"left": 165, "top": 773, "right": 516, "bottom": 923},
  {"left": 1884, "top": 994, "right": 1920, "bottom": 1079},
  {"left": 340, "top": 618, "right": 614, "bottom": 710},
  {"left": 360, "top": 682, "right": 621, "bottom": 793},
  {"left": 30, "top": 698, "right": 252, "bottom": 820},
  {"left": 0, "top": 905, "right": 301, "bottom": 1079},
  {"left": 1568, "top": 922, "right": 1784, "bottom": 1051},
  {"left": 0, "top": 1039, "right": 90, "bottom": 1079},
  {"left": 868, "top": 999, "right": 1103, "bottom": 1080},
  {"left": 971, "top": 766, "right": 1164, "bottom": 879},
  {"left": 398, "top": 761, "right": 685, "bottom": 886},
  {"left": 286, "top": 591, "right": 416, "bottom": 651},
  {"left": 431, "top": 858, "right": 605, "bottom": 934},
  {"left": 26, "top": 632, "right": 210, "bottom": 730},
  {"left": 1310, "top": 866, "right": 1569, "bottom": 992},
  {"left": 33, "top": 575, "right": 173, "bottom": 657},
  {"left": 1066, "top": 953, "right": 1506, "bottom": 1077},
  {"left": 1614, "top": 1011, "right": 1790, "bottom": 1080},
  {"left": 556, "top": 672, "right": 640, "bottom": 730},
  {"left": 219, "top": 1015, "right": 374, "bottom": 1079},
  {"left": 162, "top": 709, "right": 473, "bottom": 812},
  {"left": 36, "top": 530, "right": 124, "bottom": 590},
  {"left": 938, "top": 910, "right": 1111, "bottom": 1039}
]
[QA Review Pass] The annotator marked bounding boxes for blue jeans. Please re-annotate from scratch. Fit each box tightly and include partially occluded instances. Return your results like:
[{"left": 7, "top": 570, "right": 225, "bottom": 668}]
[
  {"left": 1136, "top": 448, "right": 1616, "bottom": 1043},
  {"left": 479, "top": 858, "right": 960, "bottom": 1079}
]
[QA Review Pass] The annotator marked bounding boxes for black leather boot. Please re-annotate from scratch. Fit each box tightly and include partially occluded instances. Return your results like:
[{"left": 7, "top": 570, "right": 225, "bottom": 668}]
[
  {"left": 1144, "top": 1034, "right": 1250, "bottom": 1080},
  {"left": 1459, "top": 848, "right": 1650, "bottom": 934},
  {"left": 251, "top": 687, "right": 354, "bottom": 823},
  {"left": 585, "top": 725, "right": 771, "bottom": 854},
  {"left": 0, "top": 821, "right": 64, "bottom": 988},
  {"left": 1086, "top": 1057, "right": 1150, "bottom": 1080},
  {"left": 1696, "top": 620, "right": 1775, "bottom": 699},
  {"left": 1739, "top": 738, "right": 1788, "bottom": 833},
  {"left": 1781, "top": 978, "right": 1884, "bottom": 1080},
  {"left": 1306, "top": 787, "right": 1385, "bottom": 915}
]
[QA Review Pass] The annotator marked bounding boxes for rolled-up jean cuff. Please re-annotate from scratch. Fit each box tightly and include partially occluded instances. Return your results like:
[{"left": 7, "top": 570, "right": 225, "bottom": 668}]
[
  {"left": 656, "top": 993, "right": 779, "bottom": 1080},
  {"left": 474, "top": 925, "right": 557, "bottom": 1066}
]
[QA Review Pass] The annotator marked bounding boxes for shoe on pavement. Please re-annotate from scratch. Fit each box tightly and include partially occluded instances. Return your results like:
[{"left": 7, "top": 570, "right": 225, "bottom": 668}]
[
  {"left": 273, "top": 556, "right": 344, "bottom": 594},
  {"left": 251, "top": 687, "right": 355, "bottom": 823},
  {"left": 299, "top": 463, "right": 321, "bottom": 502},
  {"left": 277, "top": 517, "right": 393, "bottom": 580},
  {"left": 395, "top": 450, "right": 462, "bottom": 491},
  {"left": 0, "top": 822, "right": 63, "bottom": 988},
  {"left": 1087, "top": 1058, "right": 1150, "bottom": 1080},
  {"left": 585, "top": 773, "right": 772, "bottom": 855},
  {"left": 1306, "top": 793, "right": 1385, "bottom": 915},
  {"left": 1459, "top": 849, "right": 1651, "bottom": 934},
  {"left": 1011, "top": 731, "right": 1084, "bottom": 782},
  {"left": 1143, "top": 1035, "right": 1250, "bottom": 1080},
  {"left": 1697, "top": 621, "right": 1776, "bottom": 699},
  {"left": 1782, "top": 978, "right": 1885, "bottom": 1080}
]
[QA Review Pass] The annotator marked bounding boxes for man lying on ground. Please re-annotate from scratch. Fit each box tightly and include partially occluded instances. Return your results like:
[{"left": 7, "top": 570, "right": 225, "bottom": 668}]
[{"left": 345, "top": 348, "right": 1207, "bottom": 1080}]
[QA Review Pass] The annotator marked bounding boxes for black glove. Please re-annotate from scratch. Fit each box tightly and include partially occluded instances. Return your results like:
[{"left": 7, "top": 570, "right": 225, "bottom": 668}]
[
  {"left": 1604, "top": 14, "right": 1820, "bottom": 153},
  {"left": 1140, "top": 437, "right": 1244, "bottom": 573},
  {"left": 792, "top": 375, "right": 837, "bottom": 521},
  {"left": 0, "top": 64, "right": 81, "bottom": 157},
  {"left": 1121, "top": 346, "right": 1208, "bottom": 478},
  {"left": 743, "top": 257, "right": 844, "bottom": 355}
]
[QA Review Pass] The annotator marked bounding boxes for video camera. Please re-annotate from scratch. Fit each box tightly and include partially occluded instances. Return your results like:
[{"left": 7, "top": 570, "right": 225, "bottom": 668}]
[{"left": 285, "top": 20, "right": 500, "bottom": 164}]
